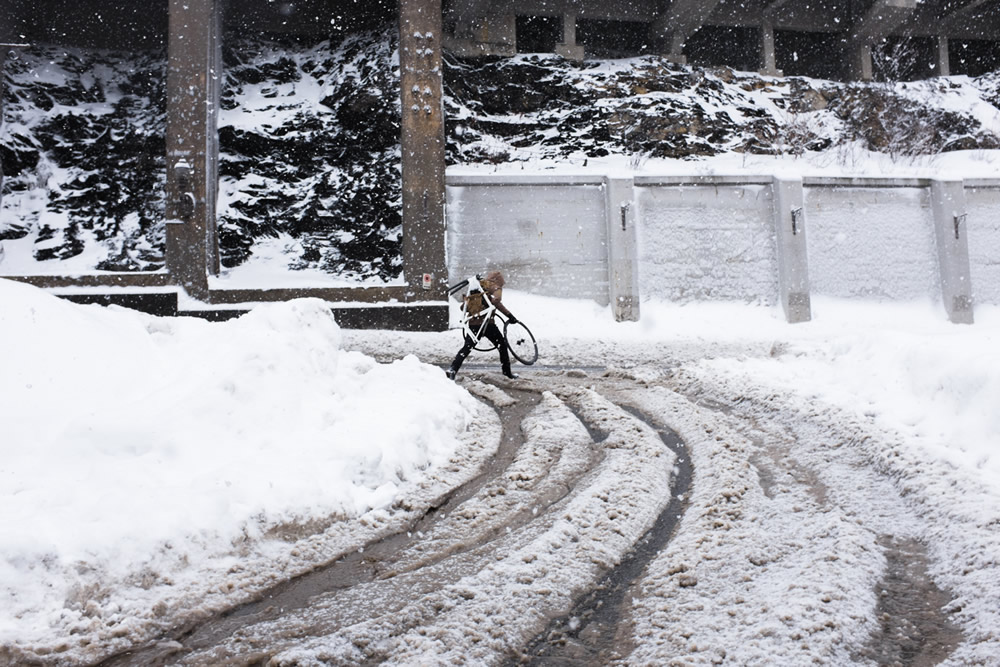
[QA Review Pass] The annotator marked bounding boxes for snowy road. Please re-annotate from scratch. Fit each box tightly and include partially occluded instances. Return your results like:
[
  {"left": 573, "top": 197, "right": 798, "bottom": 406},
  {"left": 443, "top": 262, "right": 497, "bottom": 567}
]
[
  {"left": 96, "top": 365, "right": 985, "bottom": 666},
  {"left": 5, "top": 287, "right": 999, "bottom": 666}
]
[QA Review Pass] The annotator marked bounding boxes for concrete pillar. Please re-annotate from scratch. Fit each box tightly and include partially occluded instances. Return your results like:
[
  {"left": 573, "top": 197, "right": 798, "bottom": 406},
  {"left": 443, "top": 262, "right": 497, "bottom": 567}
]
[
  {"left": 165, "top": 0, "right": 222, "bottom": 299},
  {"left": 772, "top": 177, "right": 811, "bottom": 323},
  {"left": 760, "top": 23, "right": 779, "bottom": 76},
  {"left": 936, "top": 36, "right": 950, "bottom": 77},
  {"left": 849, "top": 43, "right": 874, "bottom": 81},
  {"left": 930, "top": 180, "right": 974, "bottom": 324},
  {"left": 652, "top": 0, "right": 722, "bottom": 63},
  {"left": 556, "top": 13, "right": 584, "bottom": 61},
  {"left": 399, "top": 0, "right": 448, "bottom": 306},
  {"left": 605, "top": 177, "right": 640, "bottom": 322}
]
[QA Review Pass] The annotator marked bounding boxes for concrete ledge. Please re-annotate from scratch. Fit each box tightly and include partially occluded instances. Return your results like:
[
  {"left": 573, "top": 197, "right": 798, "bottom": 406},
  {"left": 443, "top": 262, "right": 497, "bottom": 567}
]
[
  {"left": 802, "top": 176, "right": 932, "bottom": 188},
  {"left": 963, "top": 179, "right": 1000, "bottom": 189},
  {"left": 16, "top": 282, "right": 450, "bottom": 331},
  {"left": 180, "top": 303, "right": 450, "bottom": 331},
  {"left": 447, "top": 173, "right": 606, "bottom": 186},
  {"left": 634, "top": 174, "right": 773, "bottom": 186},
  {"left": 57, "top": 290, "right": 179, "bottom": 317},
  {"left": 3, "top": 272, "right": 172, "bottom": 289},
  {"left": 448, "top": 174, "right": 1000, "bottom": 189},
  {"left": 206, "top": 285, "right": 420, "bottom": 305},
  {"left": 331, "top": 303, "right": 449, "bottom": 331}
]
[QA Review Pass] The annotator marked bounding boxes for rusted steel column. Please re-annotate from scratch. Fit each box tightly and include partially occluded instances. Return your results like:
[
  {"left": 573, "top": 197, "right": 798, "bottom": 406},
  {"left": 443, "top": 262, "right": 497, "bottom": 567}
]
[
  {"left": 0, "top": 42, "right": 27, "bottom": 220},
  {"left": 399, "top": 0, "right": 448, "bottom": 300},
  {"left": 165, "top": 0, "right": 221, "bottom": 300},
  {"left": 1, "top": 48, "right": 6, "bottom": 215}
]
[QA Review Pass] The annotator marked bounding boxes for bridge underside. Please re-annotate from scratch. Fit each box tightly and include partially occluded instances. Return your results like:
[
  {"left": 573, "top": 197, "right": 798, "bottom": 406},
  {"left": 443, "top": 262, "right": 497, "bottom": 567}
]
[{"left": 2, "top": 0, "right": 998, "bottom": 77}]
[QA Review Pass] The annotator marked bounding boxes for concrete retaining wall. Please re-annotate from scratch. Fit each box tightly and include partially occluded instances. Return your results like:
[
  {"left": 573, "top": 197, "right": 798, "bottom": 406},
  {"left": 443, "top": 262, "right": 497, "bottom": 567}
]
[
  {"left": 446, "top": 175, "right": 609, "bottom": 302},
  {"left": 635, "top": 180, "right": 777, "bottom": 304},
  {"left": 804, "top": 183, "right": 940, "bottom": 300},
  {"left": 446, "top": 173, "right": 1000, "bottom": 323}
]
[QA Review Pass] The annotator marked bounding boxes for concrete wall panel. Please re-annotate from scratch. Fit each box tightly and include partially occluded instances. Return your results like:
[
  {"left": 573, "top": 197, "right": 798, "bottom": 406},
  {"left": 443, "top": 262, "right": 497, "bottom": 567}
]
[
  {"left": 966, "top": 186, "right": 1000, "bottom": 305},
  {"left": 635, "top": 184, "right": 777, "bottom": 303},
  {"left": 446, "top": 183, "right": 609, "bottom": 302},
  {"left": 805, "top": 186, "right": 939, "bottom": 300}
]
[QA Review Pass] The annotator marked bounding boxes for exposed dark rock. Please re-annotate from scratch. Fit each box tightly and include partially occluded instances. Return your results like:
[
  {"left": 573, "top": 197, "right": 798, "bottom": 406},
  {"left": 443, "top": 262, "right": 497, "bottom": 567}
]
[
  {"left": 1, "top": 46, "right": 167, "bottom": 271},
  {"left": 826, "top": 84, "right": 1000, "bottom": 156},
  {"left": 216, "top": 29, "right": 403, "bottom": 281}
]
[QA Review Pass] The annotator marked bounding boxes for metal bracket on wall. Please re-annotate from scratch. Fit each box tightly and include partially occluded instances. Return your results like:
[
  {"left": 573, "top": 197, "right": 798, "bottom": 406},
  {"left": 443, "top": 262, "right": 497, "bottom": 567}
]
[
  {"left": 954, "top": 213, "right": 966, "bottom": 240},
  {"left": 791, "top": 206, "right": 803, "bottom": 235},
  {"left": 620, "top": 201, "right": 630, "bottom": 231}
]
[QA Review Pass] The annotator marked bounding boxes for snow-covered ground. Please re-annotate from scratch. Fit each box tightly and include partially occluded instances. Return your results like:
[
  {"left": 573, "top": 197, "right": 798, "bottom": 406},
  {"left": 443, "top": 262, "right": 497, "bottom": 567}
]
[{"left": 2, "top": 276, "right": 998, "bottom": 664}]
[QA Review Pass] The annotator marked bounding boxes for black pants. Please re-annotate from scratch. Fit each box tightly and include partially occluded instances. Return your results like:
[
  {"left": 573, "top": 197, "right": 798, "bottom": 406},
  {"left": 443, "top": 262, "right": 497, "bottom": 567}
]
[{"left": 450, "top": 320, "right": 511, "bottom": 375}]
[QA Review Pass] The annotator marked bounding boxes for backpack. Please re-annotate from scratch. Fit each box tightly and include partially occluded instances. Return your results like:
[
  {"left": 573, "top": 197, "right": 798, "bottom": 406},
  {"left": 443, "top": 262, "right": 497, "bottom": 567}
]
[{"left": 464, "top": 290, "right": 487, "bottom": 318}]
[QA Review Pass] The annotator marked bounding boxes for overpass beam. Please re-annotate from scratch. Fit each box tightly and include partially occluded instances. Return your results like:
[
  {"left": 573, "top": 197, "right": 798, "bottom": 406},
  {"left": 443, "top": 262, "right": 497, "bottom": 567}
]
[
  {"left": 651, "top": 0, "right": 723, "bottom": 62},
  {"left": 940, "top": 0, "right": 992, "bottom": 30},
  {"left": 851, "top": 0, "right": 918, "bottom": 44},
  {"left": 847, "top": 0, "right": 918, "bottom": 80}
]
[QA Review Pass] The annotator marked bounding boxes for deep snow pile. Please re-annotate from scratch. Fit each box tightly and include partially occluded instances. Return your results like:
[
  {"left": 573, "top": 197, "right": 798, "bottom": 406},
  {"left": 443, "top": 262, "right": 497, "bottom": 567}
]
[{"left": 0, "top": 278, "right": 489, "bottom": 662}]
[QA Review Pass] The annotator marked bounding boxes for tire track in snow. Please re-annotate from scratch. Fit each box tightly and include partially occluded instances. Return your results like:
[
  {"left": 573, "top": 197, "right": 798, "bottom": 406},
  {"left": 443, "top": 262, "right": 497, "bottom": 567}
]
[
  {"left": 100, "top": 375, "right": 680, "bottom": 666},
  {"left": 96, "top": 387, "right": 542, "bottom": 667},
  {"left": 514, "top": 402, "right": 692, "bottom": 665},
  {"left": 634, "top": 368, "right": 965, "bottom": 666}
]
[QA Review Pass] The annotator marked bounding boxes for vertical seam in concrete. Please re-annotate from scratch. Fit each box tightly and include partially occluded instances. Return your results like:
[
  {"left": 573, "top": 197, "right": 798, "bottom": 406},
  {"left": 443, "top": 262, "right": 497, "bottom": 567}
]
[
  {"left": 930, "top": 179, "right": 975, "bottom": 324},
  {"left": 605, "top": 177, "right": 640, "bottom": 322},
  {"left": 771, "top": 176, "right": 812, "bottom": 323}
]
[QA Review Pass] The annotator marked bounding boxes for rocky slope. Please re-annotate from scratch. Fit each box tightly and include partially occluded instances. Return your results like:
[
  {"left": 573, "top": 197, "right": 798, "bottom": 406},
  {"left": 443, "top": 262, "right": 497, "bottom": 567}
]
[
  {"left": 2, "top": 27, "right": 999, "bottom": 279},
  {"left": 445, "top": 53, "right": 1000, "bottom": 163},
  {"left": 0, "top": 46, "right": 166, "bottom": 270}
]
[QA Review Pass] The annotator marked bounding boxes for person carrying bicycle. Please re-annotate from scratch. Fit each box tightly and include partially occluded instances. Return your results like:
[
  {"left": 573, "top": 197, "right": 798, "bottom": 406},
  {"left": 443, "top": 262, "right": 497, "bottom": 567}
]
[{"left": 447, "top": 270, "right": 520, "bottom": 380}]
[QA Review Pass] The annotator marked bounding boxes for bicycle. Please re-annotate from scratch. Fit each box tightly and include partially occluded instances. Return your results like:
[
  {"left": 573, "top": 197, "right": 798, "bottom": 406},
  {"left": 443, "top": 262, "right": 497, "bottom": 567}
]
[{"left": 448, "top": 277, "right": 539, "bottom": 366}]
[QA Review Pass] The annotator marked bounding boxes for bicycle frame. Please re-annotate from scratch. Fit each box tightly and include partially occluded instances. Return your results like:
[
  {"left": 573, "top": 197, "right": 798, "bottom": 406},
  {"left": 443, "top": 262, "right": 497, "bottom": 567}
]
[{"left": 461, "top": 288, "right": 498, "bottom": 344}]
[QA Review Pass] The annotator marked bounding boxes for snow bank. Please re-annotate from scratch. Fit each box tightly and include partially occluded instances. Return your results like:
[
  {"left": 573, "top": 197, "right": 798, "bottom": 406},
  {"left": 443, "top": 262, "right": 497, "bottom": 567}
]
[
  {"left": 0, "top": 279, "right": 479, "bottom": 648},
  {"left": 696, "top": 298, "right": 1000, "bottom": 491}
]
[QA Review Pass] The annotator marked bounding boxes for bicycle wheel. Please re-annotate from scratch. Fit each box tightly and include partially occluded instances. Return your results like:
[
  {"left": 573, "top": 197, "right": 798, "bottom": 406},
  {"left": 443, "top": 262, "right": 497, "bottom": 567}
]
[{"left": 504, "top": 320, "right": 538, "bottom": 365}]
